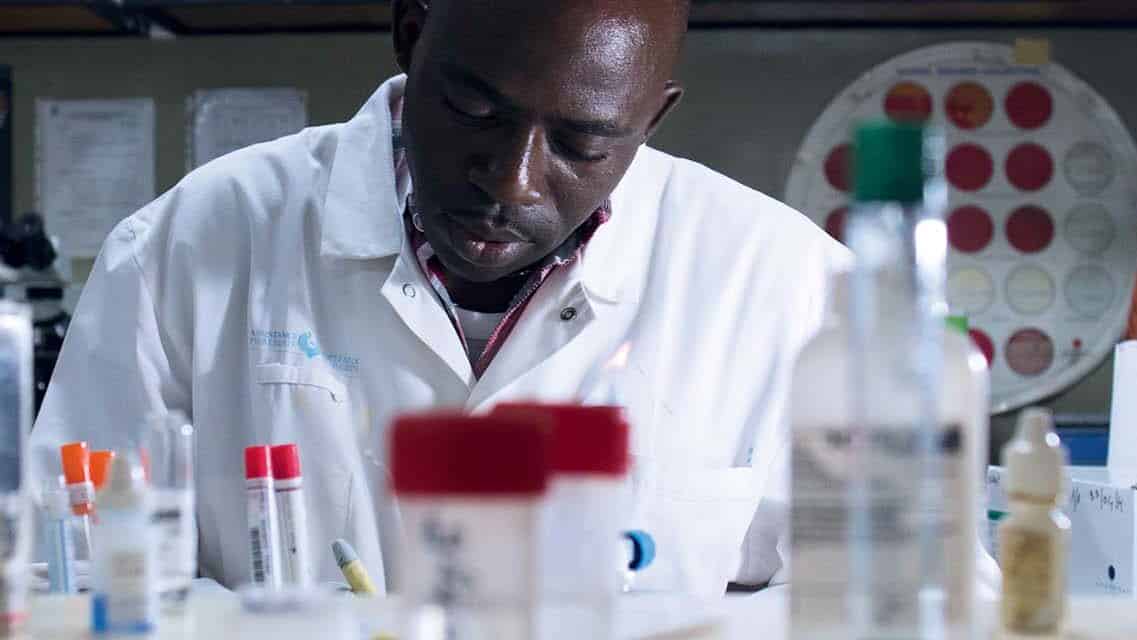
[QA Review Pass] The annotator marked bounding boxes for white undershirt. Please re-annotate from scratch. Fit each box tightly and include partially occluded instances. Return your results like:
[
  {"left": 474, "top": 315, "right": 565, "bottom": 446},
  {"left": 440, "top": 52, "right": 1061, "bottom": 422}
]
[{"left": 452, "top": 306, "right": 506, "bottom": 363}]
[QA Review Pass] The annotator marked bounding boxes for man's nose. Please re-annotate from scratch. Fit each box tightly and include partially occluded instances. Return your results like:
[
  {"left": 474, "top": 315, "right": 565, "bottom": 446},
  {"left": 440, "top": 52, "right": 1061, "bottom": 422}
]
[{"left": 468, "top": 126, "right": 546, "bottom": 207}]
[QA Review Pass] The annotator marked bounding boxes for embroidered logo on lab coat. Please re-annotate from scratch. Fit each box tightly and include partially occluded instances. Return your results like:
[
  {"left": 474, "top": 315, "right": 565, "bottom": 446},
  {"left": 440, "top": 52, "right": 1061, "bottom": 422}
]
[{"left": 249, "top": 329, "right": 360, "bottom": 375}]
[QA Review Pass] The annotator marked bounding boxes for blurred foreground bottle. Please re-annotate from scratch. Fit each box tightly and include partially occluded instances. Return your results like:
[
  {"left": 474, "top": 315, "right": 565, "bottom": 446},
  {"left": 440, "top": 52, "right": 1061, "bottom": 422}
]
[
  {"left": 0, "top": 302, "right": 33, "bottom": 637},
  {"left": 789, "top": 121, "right": 989, "bottom": 639},
  {"left": 391, "top": 412, "right": 550, "bottom": 640}
]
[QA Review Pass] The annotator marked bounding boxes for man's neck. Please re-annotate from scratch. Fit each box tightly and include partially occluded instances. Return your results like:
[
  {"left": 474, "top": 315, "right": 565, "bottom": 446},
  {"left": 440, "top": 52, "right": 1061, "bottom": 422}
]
[{"left": 442, "top": 268, "right": 529, "bottom": 313}]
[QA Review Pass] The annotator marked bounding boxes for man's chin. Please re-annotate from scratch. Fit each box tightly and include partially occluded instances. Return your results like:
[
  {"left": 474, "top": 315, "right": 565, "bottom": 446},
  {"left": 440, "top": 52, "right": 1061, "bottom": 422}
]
[{"left": 434, "top": 250, "right": 522, "bottom": 285}]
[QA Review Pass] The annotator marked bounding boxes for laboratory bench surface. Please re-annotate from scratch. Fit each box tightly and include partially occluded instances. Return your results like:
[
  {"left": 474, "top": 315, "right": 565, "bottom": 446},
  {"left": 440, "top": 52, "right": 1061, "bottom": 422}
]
[{"left": 17, "top": 586, "right": 1137, "bottom": 639}]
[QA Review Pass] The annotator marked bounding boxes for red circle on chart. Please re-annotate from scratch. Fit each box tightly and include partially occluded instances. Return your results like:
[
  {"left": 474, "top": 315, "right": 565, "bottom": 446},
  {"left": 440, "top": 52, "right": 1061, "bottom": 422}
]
[
  {"left": 1005, "top": 328, "right": 1055, "bottom": 377},
  {"left": 969, "top": 329, "right": 995, "bottom": 366},
  {"left": 824, "top": 206, "right": 848, "bottom": 243},
  {"left": 884, "top": 82, "right": 933, "bottom": 123},
  {"left": 824, "top": 144, "right": 852, "bottom": 192},
  {"left": 944, "top": 82, "right": 995, "bottom": 130},
  {"left": 1005, "top": 82, "right": 1054, "bottom": 130},
  {"left": 1005, "top": 205, "right": 1055, "bottom": 253},
  {"left": 946, "top": 144, "right": 994, "bottom": 191},
  {"left": 1006, "top": 143, "right": 1054, "bottom": 191},
  {"left": 947, "top": 205, "right": 995, "bottom": 253}
]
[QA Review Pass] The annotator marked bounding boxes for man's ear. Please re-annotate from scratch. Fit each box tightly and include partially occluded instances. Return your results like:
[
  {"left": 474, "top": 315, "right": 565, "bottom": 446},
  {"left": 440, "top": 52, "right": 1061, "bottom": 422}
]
[
  {"left": 644, "top": 81, "right": 684, "bottom": 141},
  {"left": 393, "top": 0, "right": 429, "bottom": 74}
]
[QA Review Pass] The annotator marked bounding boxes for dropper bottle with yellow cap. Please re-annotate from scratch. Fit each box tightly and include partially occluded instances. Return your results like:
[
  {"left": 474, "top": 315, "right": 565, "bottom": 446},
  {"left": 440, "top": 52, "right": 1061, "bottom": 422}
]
[{"left": 999, "top": 407, "right": 1069, "bottom": 638}]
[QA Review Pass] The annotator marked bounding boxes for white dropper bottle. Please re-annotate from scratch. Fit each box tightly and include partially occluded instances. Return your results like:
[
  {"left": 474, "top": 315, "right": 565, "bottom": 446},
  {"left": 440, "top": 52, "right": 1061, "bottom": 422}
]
[
  {"left": 91, "top": 454, "right": 158, "bottom": 635},
  {"left": 999, "top": 407, "right": 1069, "bottom": 639}
]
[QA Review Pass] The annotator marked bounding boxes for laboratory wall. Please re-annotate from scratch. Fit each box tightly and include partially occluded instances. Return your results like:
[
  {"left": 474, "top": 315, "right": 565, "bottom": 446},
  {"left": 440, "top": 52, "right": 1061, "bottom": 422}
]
[{"left": 3, "top": 27, "right": 1136, "bottom": 453}]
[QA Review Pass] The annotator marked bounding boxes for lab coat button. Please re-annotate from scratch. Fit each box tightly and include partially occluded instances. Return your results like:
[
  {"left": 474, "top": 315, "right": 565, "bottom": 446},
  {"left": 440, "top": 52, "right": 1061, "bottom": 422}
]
[
  {"left": 402, "top": 283, "right": 416, "bottom": 298},
  {"left": 560, "top": 306, "right": 577, "bottom": 321}
]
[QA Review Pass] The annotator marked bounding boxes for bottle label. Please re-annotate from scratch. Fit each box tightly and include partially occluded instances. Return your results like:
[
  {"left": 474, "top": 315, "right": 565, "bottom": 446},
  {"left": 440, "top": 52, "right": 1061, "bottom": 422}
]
[
  {"left": 790, "top": 424, "right": 966, "bottom": 633},
  {"left": 92, "top": 550, "right": 156, "bottom": 633},
  {"left": 152, "top": 488, "right": 195, "bottom": 606},
  {"left": 1000, "top": 528, "right": 1061, "bottom": 634},
  {"left": 246, "top": 487, "right": 278, "bottom": 587},
  {"left": 67, "top": 481, "right": 93, "bottom": 508}
]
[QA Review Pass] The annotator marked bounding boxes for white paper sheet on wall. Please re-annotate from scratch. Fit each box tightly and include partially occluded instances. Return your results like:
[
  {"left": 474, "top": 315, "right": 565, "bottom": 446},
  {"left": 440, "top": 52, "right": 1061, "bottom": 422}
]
[
  {"left": 35, "top": 98, "right": 156, "bottom": 258},
  {"left": 187, "top": 88, "right": 307, "bottom": 171}
]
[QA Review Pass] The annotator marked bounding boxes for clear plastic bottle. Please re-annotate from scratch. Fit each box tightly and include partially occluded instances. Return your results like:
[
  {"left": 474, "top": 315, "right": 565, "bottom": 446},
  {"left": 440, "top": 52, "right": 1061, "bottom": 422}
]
[
  {"left": 999, "top": 408, "right": 1069, "bottom": 638},
  {"left": 90, "top": 454, "right": 158, "bottom": 635},
  {"left": 789, "top": 122, "right": 988, "bottom": 640},
  {"left": 145, "top": 411, "right": 196, "bottom": 614}
]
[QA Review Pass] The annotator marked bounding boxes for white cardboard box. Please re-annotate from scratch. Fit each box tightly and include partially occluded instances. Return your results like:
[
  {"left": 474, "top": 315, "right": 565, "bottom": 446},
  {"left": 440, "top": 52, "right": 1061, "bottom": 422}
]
[{"left": 986, "top": 465, "right": 1136, "bottom": 596}]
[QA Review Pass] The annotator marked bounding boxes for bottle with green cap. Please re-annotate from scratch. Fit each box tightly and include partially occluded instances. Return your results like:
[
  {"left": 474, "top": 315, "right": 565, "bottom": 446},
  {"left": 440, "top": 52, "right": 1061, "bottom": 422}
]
[{"left": 788, "top": 120, "right": 990, "bottom": 640}]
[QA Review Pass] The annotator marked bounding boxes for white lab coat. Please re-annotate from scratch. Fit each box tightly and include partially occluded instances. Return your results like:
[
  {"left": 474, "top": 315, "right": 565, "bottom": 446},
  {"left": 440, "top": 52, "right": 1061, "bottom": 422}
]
[{"left": 31, "top": 75, "right": 847, "bottom": 597}]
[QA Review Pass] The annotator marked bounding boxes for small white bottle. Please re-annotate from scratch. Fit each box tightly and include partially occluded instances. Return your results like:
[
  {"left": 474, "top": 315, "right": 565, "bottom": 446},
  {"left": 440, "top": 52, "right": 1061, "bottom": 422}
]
[
  {"left": 91, "top": 454, "right": 157, "bottom": 635},
  {"left": 245, "top": 446, "right": 283, "bottom": 589},
  {"left": 493, "top": 403, "right": 630, "bottom": 640},
  {"left": 999, "top": 408, "right": 1069, "bottom": 638},
  {"left": 271, "top": 444, "right": 311, "bottom": 587},
  {"left": 391, "top": 412, "right": 549, "bottom": 640}
]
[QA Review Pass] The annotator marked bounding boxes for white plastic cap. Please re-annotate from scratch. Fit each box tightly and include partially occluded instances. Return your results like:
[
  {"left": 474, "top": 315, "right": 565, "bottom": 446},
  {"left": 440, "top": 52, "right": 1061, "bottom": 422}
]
[
  {"left": 1003, "top": 407, "right": 1066, "bottom": 499},
  {"left": 97, "top": 454, "right": 149, "bottom": 511}
]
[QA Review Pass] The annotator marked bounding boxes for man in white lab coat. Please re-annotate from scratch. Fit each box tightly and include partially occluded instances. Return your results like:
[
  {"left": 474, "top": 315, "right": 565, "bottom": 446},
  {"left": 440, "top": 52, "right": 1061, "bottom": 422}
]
[{"left": 32, "top": 0, "right": 846, "bottom": 595}]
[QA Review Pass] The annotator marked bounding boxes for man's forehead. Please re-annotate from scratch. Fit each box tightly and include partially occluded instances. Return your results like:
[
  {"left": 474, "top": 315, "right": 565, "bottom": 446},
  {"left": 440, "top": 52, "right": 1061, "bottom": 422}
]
[
  {"left": 428, "top": 0, "right": 673, "bottom": 92},
  {"left": 429, "top": 0, "right": 681, "bottom": 60}
]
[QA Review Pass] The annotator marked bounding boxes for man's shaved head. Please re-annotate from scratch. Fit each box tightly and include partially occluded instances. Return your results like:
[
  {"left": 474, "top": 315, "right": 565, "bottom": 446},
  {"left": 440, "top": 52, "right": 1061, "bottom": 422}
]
[{"left": 393, "top": 0, "right": 688, "bottom": 292}]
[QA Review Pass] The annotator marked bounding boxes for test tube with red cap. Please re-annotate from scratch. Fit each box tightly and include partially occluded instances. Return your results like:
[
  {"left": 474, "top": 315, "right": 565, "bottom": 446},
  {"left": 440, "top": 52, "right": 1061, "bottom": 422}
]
[
  {"left": 494, "top": 403, "right": 630, "bottom": 639},
  {"left": 245, "top": 445, "right": 282, "bottom": 589},
  {"left": 391, "top": 412, "right": 551, "bottom": 640},
  {"left": 271, "top": 444, "right": 311, "bottom": 587}
]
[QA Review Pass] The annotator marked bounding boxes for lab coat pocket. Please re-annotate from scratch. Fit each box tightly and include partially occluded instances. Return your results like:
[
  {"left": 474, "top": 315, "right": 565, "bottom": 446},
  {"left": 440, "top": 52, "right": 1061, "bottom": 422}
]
[
  {"left": 632, "top": 463, "right": 759, "bottom": 599},
  {"left": 254, "top": 362, "right": 347, "bottom": 404},
  {"left": 253, "top": 362, "right": 355, "bottom": 581}
]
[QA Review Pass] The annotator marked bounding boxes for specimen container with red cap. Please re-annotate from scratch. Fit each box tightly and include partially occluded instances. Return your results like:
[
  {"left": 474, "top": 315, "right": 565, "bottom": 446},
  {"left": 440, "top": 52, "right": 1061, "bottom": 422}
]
[
  {"left": 493, "top": 402, "right": 630, "bottom": 639},
  {"left": 245, "top": 445, "right": 282, "bottom": 589},
  {"left": 271, "top": 443, "right": 311, "bottom": 587},
  {"left": 390, "top": 411, "right": 551, "bottom": 640}
]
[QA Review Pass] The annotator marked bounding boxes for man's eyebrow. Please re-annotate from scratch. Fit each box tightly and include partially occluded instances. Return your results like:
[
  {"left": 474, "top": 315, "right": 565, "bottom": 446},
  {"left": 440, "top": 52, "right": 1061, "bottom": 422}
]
[{"left": 440, "top": 62, "right": 516, "bottom": 108}]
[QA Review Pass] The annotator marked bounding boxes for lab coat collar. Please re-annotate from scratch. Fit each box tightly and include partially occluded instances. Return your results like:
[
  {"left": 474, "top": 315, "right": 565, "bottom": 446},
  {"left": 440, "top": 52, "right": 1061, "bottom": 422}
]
[
  {"left": 321, "top": 74, "right": 632, "bottom": 304},
  {"left": 321, "top": 75, "right": 408, "bottom": 259}
]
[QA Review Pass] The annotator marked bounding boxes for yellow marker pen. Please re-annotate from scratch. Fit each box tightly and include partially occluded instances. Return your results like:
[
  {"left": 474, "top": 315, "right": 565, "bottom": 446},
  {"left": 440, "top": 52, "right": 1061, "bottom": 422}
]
[{"left": 332, "top": 538, "right": 378, "bottom": 596}]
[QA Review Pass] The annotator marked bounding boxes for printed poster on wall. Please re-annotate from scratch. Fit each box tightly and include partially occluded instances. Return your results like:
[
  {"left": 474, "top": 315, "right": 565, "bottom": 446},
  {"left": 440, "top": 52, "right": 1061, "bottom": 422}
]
[
  {"left": 36, "top": 98, "right": 156, "bottom": 258},
  {"left": 187, "top": 88, "right": 307, "bottom": 171},
  {"left": 785, "top": 42, "right": 1137, "bottom": 413}
]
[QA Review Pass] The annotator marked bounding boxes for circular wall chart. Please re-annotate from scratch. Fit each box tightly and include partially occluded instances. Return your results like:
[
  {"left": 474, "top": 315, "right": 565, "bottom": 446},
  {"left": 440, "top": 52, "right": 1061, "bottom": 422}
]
[{"left": 785, "top": 42, "right": 1137, "bottom": 413}]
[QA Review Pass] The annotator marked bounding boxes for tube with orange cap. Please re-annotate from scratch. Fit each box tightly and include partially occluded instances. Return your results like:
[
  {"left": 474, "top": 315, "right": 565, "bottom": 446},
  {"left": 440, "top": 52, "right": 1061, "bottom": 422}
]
[
  {"left": 59, "top": 442, "right": 94, "bottom": 562},
  {"left": 90, "top": 450, "right": 115, "bottom": 491}
]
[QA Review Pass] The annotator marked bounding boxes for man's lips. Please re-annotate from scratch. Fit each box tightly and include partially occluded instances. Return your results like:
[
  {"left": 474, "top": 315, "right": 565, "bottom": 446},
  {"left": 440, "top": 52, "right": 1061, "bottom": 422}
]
[
  {"left": 442, "top": 213, "right": 532, "bottom": 267},
  {"left": 444, "top": 211, "right": 529, "bottom": 243}
]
